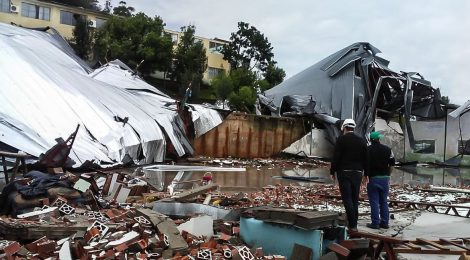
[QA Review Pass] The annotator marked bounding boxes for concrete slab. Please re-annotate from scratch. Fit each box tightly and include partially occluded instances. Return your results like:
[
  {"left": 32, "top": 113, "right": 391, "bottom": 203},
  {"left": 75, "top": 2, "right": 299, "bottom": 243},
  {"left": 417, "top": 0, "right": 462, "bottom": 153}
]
[{"left": 401, "top": 212, "right": 470, "bottom": 240}]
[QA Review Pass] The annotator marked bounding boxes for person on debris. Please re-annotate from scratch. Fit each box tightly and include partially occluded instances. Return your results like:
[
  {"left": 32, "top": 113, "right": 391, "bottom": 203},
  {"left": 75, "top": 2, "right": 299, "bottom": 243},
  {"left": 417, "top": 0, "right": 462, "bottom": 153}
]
[
  {"left": 366, "top": 131, "right": 395, "bottom": 229},
  {"left": 330, "top": 119, "right": 369, "bottom": 232},
  {"left": 181, "top": 82, "right": 192, "bottom": 108}
]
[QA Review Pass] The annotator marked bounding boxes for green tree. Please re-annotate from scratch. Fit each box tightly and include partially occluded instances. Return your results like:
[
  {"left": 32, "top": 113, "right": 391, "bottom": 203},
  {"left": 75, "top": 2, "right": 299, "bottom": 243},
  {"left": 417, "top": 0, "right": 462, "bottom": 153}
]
[
  {"left": 94, "top": 13, "right": 173, "bottom": 76},
  {"left": 263, "top": 63, "right": 286, "bottom": 89},
  {"left": 222, "top": 21, "right": 275, "bottom": 72},
  {"left": 69, "top": 16, "right": 94, "bottom": 60},
  {"left": 228, "top": 86, "right": 257, "bottom": 113},
  {"left": 113, "top": 1, "right": 135, "bottom": 17},
  {"left": 211, "top": 73, "right": 234, "bottom": 109},
  {"left": 229, "top": 68, "right": 257, "bottom": 92},
  {"left": 170, "top": 25, "right": 208, "bottom": 99}
]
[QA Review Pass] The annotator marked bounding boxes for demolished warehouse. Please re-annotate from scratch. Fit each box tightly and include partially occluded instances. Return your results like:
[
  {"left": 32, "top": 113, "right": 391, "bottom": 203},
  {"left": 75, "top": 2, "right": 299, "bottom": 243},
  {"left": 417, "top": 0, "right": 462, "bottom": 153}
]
[
  {"left": 258, "top": 42, "right": 448, "bottom": 148},
  {"left": 0, "top": 23, "right": 222, "bottom": 167}
]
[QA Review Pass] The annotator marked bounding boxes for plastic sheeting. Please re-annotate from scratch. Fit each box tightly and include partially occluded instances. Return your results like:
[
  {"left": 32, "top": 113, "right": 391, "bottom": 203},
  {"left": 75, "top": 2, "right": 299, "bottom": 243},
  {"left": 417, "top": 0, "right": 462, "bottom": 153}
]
[{"left": 0, "top": 23, "right": 222, "bottom": 166}]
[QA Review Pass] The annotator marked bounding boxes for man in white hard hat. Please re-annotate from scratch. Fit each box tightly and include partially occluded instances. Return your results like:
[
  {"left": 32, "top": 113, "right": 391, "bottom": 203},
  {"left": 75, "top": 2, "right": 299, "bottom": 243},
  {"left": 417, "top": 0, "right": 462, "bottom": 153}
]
[{"left": 330, "top": 118, "right": 369, "bottom": 232}]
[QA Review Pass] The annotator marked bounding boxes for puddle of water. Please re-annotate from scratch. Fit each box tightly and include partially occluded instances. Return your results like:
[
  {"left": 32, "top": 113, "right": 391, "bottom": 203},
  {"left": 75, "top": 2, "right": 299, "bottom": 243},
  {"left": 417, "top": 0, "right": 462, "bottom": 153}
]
[
  {"left": 137, "top": 165, "right": 470, "bottom": 192},
  {"left": 139, "top": 166, "right": 331, "bottom": 191},
  {"left": 1, "top": 165, "right": 468, "bottom": 192}
]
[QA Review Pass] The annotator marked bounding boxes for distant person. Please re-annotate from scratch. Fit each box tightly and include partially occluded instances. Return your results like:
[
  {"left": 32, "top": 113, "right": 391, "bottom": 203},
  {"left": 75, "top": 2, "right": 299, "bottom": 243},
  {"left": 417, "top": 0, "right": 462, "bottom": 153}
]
[
  {"left": 330, "top": 119, "right": 369, "bottom": 232},
  {"left": 366, "top": 131, "right": 395, "bottom": 229},
  {"left": 181, "top": 82, "right": 192, "bottom": 108}
]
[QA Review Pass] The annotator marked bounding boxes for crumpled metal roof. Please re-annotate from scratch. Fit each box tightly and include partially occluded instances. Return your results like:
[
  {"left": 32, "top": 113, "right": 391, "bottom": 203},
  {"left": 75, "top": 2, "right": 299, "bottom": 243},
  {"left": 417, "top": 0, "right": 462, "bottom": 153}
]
[
  {"left": 260, "top": 42, "right": 446, "bottom": 145},
  {"left": 0, "top": 23, "right": 222, "bottom": 166}
]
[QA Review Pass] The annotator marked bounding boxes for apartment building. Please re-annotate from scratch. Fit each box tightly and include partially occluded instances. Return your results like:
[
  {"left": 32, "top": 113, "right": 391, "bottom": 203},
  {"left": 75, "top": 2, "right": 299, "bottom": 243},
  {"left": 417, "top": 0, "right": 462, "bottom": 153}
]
[
  {"left": 165, "top": 29, "right": 231, "bottom": 83},
  {"left": 0, "top": 1, "right": 230, "bottom": 82},
  {"left": 0, "top": 0, "right": 108, "bottom": 39}
]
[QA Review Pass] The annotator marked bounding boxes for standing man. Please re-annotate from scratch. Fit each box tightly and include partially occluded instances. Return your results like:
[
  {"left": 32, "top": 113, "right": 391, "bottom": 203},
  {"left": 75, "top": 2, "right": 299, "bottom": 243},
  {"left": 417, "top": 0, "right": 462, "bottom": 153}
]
[
  {"left": 366, "top": 131, "right": 395, "bottom": 229},
  {"left": 181, "top": 82, "right": 192, "bottom": 109},
  {"left": 330, "top": 119, "right": 369, "bottom": 232}
]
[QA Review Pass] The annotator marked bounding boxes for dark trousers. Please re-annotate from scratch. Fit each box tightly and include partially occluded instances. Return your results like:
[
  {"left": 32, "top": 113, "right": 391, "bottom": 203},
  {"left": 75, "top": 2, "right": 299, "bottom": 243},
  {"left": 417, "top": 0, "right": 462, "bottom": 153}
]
[
  {"left": 337, "top": 170, "right": 363, "bottom": 228},
  {"left": 367, "top": 177, "right": 390, "bottom": 226}
]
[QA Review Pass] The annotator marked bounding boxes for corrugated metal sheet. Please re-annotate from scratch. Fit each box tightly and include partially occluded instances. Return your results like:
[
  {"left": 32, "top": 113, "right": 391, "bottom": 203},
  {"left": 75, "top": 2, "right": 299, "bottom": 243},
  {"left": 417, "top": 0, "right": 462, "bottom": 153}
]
[{"left": 194, "top": 113, "right": 308, "bottom": 158}]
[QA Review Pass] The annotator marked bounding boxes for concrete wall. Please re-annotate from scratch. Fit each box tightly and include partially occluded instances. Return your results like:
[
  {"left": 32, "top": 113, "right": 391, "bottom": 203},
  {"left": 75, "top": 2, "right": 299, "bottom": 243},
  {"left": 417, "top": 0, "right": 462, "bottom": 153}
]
[
  {"left": 0, "top": 0, "right": 108, "bottom": 39},
  {"left": 404, "top": 111, "right": 470, "bottom": 165},
  {"left": 283, "top": 128, "right": 334, "bottom": 158},
  {"left": 282, "top": 118, "right": 405, "bottom": 160}
]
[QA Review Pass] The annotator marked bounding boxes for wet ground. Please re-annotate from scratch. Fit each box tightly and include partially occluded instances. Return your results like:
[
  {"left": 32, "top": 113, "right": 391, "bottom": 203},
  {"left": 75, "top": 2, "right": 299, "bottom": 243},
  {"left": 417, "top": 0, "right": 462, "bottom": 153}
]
[
  {"left": 1, "top": 164, "right": 468, "bottom": 191},
  {"left": 127, "top": 165, "right": 470, "bottom": 193}
]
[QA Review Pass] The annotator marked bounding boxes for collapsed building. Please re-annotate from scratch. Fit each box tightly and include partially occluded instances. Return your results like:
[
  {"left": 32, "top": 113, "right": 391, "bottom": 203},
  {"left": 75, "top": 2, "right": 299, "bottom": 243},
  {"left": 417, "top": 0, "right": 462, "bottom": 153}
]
[
  {"left": 0, "top": 23, "right": 222, "bottom": 167},
  {"left": 258, "top": 42, "right": 449, "bottom": 154}
]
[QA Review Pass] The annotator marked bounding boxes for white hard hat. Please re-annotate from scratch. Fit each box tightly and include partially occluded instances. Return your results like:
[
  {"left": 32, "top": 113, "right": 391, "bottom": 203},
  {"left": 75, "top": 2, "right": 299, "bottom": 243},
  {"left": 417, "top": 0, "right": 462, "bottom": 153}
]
[{"left": 341, "top": 118, "right": 356, "bottom": 131}]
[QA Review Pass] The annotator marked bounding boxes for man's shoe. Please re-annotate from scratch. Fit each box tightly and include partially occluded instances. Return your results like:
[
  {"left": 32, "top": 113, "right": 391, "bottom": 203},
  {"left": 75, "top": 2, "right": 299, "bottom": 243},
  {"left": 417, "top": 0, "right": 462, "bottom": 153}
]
[
  {"left": 380, "top": 223, "right": 389, "bottom": 229},
  {"left": 366, "top": 223, "right": 380, "bottom": 229}
]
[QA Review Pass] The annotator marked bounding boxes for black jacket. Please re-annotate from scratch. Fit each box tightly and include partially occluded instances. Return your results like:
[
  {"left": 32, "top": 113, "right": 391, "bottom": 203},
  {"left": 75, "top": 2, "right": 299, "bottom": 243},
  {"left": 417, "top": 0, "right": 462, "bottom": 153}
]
[
  {"left": 330, "top": 132, "right": 369, "bottom": 176},
  {"left": 367, "top": 141, "right": 395, "bottom": 177}
]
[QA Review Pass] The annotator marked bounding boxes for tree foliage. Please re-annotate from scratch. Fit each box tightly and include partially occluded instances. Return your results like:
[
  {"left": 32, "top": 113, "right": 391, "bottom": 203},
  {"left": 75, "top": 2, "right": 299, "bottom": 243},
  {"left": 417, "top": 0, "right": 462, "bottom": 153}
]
[
  {"left": 228, "top": 86, "right": 257, "bottom": 113},
  {"left": 69, "top": 17, "right": 94, "bottom": 60},
  {"left": 211, "top": 73, "right": 234, "bottom": 108},
  {"left": 113, "top": 1, "right": 135, "bottom": 17},
  {"left": 222, "top": 22, "right": 274, "bottom": 72},
  {"left": 94, "top": 13, "right": 173, "bottom": 76},
  {"left": 214, "top": 21, "right": 285, "bottom": 113},
  {"left": 170, "top": 25, "right": 208, "bottom": 98},
  {"left": 229, "top": 68, "right": 257, "bottom": 93},
  {"left": 263, "top": 63, "right": 286, "bottom": 88}
]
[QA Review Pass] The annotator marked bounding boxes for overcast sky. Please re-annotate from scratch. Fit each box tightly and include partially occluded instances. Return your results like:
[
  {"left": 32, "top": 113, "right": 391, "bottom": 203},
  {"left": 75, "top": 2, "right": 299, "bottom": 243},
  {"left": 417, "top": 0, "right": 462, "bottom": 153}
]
[{"left": 112, "top": 0, "right": 470, "bottom": 105}]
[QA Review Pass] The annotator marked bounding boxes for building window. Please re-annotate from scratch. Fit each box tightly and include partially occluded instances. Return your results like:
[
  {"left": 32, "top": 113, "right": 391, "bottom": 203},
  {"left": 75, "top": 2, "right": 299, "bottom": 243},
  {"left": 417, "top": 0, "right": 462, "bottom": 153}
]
[
  {"left": 207, "top": 67, "right": 224, "bottom": 79},
  {"left": 0, "top": 0, "right": 10, "bottom": 13},
  {"left": 413, "top": 140, "right": 435, "bottom": 154},
  {"left": 209, "top": 41, "right": 224, "bottom": 53},
  {"left": 60, "top": 10, "right": 86, "bottom": 26},
  {"left": 95, "top": 18, "right": 106, "bottom": 28},
  {"left": 21, "top": 3, "right": 50, "bottom": 20},
  {"left": 458, "top": 140, "right": 470, "bottom": 155}
]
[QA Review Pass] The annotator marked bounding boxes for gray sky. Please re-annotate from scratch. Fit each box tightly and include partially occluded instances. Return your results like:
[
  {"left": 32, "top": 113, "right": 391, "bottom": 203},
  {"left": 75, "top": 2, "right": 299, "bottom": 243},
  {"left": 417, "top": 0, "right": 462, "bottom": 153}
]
[{"left": 113, "top": 0, "right": 470, "bottom": 105}]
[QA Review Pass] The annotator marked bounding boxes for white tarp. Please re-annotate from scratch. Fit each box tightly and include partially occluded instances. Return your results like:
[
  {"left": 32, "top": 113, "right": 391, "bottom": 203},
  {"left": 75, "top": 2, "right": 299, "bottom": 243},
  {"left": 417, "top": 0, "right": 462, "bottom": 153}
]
[{"left": 0, "top": 23, "right": 222, "bottom": 166}]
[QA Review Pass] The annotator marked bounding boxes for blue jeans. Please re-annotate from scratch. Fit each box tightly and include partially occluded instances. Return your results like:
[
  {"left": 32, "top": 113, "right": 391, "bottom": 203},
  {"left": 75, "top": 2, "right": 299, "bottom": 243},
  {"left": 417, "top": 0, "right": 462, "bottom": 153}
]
[{"left": 367, "top": 177, "right": 390, "bottom": 226}]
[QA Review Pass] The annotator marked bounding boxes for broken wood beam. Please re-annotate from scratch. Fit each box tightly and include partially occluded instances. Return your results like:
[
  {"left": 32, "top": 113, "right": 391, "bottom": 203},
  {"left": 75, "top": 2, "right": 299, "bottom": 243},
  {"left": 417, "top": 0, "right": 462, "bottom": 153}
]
[
  {"left": 416, "top": 238, "right": 451, "bottom": 250},
  {"left": 328, "top": 243, "right": 350, "bottom": 257},
  {"left": 171, "top": 184, "right": 218, "bottom": 201}
]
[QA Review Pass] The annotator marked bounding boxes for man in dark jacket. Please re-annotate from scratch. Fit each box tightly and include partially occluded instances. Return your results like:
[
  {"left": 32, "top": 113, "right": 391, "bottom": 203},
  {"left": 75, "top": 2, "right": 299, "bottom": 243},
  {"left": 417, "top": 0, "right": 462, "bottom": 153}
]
[
  {"left": 366, "top": 131, "right": 395, "bottom": 229},
  {"left": 330, "top": 119, "right": 369, "bottom": 232}
]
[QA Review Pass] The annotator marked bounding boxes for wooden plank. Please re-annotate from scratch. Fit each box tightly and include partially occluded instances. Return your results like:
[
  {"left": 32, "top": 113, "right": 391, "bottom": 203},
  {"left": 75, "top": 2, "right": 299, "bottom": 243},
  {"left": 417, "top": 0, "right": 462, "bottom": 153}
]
[
  {"left": 352, "top": 231, "right": 407, "bottom": 244},
  {"left": 172, "top": 184, "right": 218, "bottom": 201},
  {"left": 328, "top": 243, "right": 350, "bottom": 257},
  {"left": 394, "top": 248, "right": 466, "bottom": 255},
  {"left": 439, "top": 239, "right": 470, "bottom": 252},
  {"left": 416, "top": 238, "right": 451, "bottom": 250},
  {"left": 403, "top": 242, "right": 422, "bottom": 250}
]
